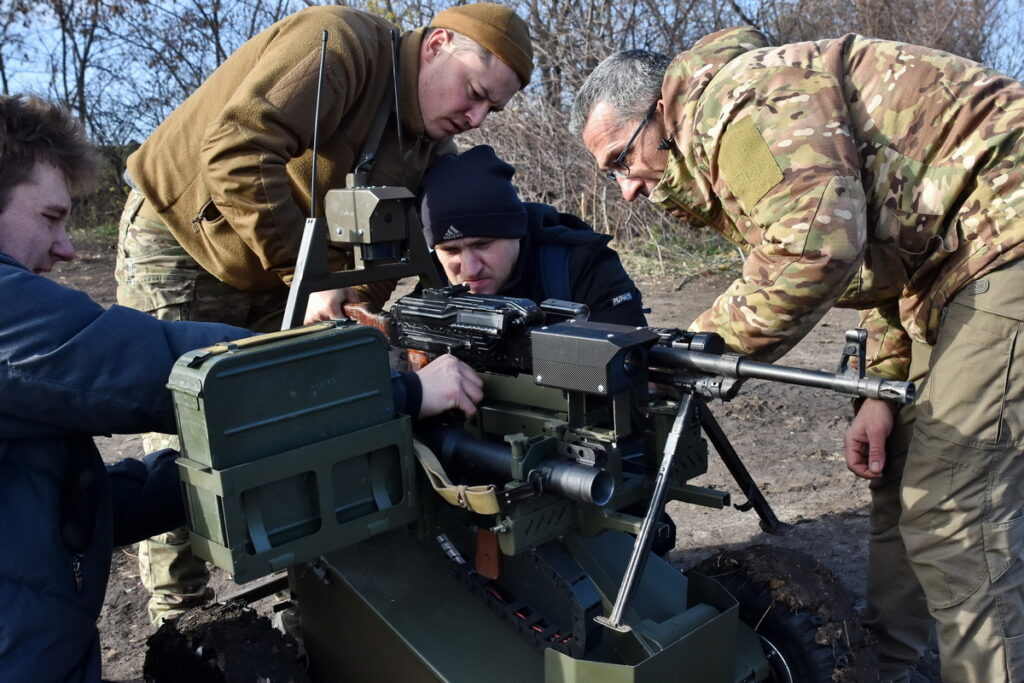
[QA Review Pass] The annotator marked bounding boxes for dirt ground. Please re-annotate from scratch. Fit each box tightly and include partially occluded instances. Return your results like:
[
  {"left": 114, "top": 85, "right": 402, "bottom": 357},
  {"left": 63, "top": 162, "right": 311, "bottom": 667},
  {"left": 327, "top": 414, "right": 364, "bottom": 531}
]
[{"left": 53, "top": 229, "right": 939, "bottom": 681}]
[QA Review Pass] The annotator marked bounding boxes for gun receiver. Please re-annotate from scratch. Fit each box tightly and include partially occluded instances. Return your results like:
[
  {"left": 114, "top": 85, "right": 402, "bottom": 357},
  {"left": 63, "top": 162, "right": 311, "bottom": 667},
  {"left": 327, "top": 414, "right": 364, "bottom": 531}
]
[{"left": 389, "top": 286, "right": 543, "bottom": 374}]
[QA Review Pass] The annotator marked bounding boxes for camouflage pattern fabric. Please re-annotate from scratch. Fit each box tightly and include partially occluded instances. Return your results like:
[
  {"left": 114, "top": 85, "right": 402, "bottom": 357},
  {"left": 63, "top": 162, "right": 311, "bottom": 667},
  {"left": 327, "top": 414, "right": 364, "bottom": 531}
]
[
  {"left": 651, "top": 28, "right": 1024, "bottom": 380},
  {"left": 116, "top": 191, "right": 289, "bottom": 330},
  {"left": 116, "top": 190, "right": 286, "bottom": 625}
]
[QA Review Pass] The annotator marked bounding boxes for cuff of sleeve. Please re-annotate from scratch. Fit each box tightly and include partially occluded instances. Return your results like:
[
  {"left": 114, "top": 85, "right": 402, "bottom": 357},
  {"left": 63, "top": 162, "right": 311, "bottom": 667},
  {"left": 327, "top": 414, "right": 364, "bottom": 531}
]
[{"left": 851, "top": 395, "right": 901, "bottom": 416}]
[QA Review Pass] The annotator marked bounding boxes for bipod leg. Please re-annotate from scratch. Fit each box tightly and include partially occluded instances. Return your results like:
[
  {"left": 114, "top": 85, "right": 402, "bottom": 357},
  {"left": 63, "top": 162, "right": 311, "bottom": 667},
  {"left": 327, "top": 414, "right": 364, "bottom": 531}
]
[
  {"left": 597, "top": 393, "right": 697, "bottom": 635},
  {"left": 697, "top": 401, "right": 792, "bottom": 536}
]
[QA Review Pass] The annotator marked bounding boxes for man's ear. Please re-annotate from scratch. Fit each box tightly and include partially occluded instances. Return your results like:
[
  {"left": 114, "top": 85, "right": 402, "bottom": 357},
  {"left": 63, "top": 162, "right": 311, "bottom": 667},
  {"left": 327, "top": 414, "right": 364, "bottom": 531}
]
[
  {"left": 655, "top": 98, "right": 672, "bottom": 144},
  {"left": 421, "top": 28, "right": 451, "bottom": 63}
]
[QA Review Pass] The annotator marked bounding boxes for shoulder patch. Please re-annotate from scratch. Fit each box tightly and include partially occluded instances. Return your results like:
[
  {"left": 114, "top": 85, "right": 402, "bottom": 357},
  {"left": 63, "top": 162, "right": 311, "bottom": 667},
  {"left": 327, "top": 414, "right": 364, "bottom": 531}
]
[
  {"left": 610, "top": 292, "right": 633, "bottom": 307},
  {"left": 719, "top": 116, "right": 783, "bottom": 212}
]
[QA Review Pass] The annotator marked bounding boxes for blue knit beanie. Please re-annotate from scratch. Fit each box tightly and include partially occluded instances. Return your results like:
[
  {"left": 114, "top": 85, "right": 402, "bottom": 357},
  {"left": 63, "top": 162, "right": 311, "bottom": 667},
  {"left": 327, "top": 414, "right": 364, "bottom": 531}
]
[{"left": 420, "top": 145, "right": 528, "bottom": 248}]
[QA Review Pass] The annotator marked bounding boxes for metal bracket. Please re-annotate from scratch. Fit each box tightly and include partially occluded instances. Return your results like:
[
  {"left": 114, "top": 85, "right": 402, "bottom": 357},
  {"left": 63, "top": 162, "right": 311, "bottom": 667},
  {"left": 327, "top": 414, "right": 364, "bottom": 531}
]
[
  {"left": 836, "top": 328, "right": 867, "bottom": 379},
  {"left": 498, "top": 472, "right": 543, "bottom": 506}
]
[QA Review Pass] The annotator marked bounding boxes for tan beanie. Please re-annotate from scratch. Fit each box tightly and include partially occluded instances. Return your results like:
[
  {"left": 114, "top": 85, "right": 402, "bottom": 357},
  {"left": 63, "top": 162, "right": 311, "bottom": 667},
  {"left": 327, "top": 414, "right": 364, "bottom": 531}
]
[{"left": 430, "top": 3, "right": 534, "bottom": 87}]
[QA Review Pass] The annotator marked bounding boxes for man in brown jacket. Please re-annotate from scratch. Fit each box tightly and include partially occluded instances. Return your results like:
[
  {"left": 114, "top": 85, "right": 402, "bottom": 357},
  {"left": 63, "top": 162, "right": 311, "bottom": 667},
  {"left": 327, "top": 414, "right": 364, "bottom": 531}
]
[{"left": 117, "top": 2, "right": 532, "bottom": 626}]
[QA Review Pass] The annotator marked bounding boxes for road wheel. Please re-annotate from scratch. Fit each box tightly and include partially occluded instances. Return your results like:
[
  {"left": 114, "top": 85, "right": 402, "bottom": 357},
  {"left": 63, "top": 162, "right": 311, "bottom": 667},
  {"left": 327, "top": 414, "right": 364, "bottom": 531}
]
[
  {"left": 717, "top": 571, "right": 838, "bottom": 682},
  {"left": 693, "top": 545, "right": 869, "bottom": 682}
]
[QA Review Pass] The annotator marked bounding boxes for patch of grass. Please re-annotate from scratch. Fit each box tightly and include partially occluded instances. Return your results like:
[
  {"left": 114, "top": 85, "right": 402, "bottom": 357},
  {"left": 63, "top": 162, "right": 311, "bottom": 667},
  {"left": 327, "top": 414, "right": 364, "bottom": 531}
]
[
  {"left": 72, "top": 222, "right": 119, "bottom": 238},
  {"left": 68, "top": 222, "right": 120, "bottom": 253},
  {"left": 613, "top": 220, "right": 744, "bottom": 283}
]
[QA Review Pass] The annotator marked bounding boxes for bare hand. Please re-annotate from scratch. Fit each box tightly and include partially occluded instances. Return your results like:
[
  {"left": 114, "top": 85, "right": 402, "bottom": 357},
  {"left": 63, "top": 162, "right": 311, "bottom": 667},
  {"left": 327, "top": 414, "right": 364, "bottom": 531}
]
[
  {"left": 843, "top": 398, "right": 896, "bottom": 479},
  {"left": 415, "top": 354, "right": 484, "bottom": 418},
  {"left": 303, "top": 288, "right": 362, "bottom": 324}
]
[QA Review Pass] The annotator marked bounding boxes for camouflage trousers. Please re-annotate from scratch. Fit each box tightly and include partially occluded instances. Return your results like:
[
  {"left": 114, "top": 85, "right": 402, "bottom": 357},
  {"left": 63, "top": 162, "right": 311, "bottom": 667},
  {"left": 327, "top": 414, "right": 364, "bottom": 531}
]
[
  {"left": 116, "top": 190, "right": 287, "bottom": 626},
  {"left": 866, "top": 265, "right": 1024, "bottom": 683}
]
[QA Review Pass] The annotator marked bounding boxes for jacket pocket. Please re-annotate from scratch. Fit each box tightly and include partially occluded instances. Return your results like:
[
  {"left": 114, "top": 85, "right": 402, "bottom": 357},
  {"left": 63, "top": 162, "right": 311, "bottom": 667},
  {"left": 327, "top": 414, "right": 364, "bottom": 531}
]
[
  {"left": 866, "top": 143, "right": 966, "bottom": 266},
  {"left": 193, "top": 197, "right": 227, "bottom": 232},
  {"left": 839, "top": 240, "right": 907, "bottom": 307},
  {"left": 1006, "top": 632, "right": 1024, "bottom": 681}
]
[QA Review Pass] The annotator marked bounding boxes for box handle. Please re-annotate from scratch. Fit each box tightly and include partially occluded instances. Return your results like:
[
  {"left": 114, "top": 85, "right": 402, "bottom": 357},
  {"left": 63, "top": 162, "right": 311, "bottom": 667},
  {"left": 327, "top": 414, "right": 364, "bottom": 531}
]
[{"left": 187, "top": 321, "right": 341, "bottom": 368}]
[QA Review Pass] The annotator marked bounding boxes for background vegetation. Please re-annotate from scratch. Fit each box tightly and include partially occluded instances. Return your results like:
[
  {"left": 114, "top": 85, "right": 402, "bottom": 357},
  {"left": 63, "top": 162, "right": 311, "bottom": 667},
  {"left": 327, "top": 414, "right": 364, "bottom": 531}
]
[{"left": 4, "top": 0, "right": 1022, "bottom": 276}]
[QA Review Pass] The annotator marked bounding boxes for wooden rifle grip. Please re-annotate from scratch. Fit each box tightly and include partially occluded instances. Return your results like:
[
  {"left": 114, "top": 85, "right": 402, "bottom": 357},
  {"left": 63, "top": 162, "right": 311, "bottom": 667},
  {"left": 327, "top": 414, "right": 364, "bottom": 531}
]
[
  {"left": 341, "top": 302, "right": 388, "bottom": 335},
  {"left": 407, "top": 349, "right": 432, "bottom": 371}
]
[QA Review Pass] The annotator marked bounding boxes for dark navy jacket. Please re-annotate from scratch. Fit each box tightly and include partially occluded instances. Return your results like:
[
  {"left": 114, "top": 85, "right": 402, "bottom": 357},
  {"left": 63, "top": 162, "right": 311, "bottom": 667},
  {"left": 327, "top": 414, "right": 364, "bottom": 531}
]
[
  {"left": 508, "top": 204, "right": 646, "bottom": 326},
  {"left": 429, "top": 203, "right": 647, "bottom": 326},
  {"left": 0, "top": 253, "right": 247, "bottom": 682}
]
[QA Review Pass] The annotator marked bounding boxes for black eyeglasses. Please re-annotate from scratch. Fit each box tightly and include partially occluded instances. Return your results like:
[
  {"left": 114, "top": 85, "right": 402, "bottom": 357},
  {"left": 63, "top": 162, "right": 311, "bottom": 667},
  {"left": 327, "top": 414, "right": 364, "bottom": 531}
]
[{"left": 605, "top": 102, "right": 658, "bottom": 182}]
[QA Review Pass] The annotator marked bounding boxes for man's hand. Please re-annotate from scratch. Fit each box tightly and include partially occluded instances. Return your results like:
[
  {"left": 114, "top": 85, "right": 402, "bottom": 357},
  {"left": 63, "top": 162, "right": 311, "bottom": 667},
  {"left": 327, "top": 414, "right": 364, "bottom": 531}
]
[
  {"left": 843, "top": 398, "right": 896, "bottom": 479},
  {"left": 416, "top": 354, "right": 484, "bottom": 418},
  {"left": 303, "top": 287, "right": 363, "bottom": 324}
]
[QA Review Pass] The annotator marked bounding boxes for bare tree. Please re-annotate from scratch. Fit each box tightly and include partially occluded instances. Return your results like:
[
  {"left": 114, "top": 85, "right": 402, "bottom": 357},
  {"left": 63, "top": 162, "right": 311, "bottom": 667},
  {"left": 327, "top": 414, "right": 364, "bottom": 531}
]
[
  {"left": 45, "top": 0, "right": 106, "bottom": 128},
  {"left": 733, "top": 0, "right": 1011, "bottom": 64},
  {"left": 0, "top": 0, "right": 32, "bottom": 95},
  {"left": 4, "top": 0, "right": 1019, "bottom": 257},
  {"left": 108, "top": 0, "right": 302, "bottom": 134}
]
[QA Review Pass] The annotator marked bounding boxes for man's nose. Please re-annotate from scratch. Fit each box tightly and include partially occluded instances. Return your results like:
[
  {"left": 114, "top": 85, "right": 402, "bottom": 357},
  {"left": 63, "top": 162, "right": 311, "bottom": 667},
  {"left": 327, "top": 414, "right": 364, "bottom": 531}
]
[
  {"left": 52, "top": 230, "right": 77, "bottom": 262},
  {"left": 618, "top": 176, "right": 644, "bottom": 203},
  {"left": 461, "top": 250, "right": 482, "bottom": 276},
  {"left": 465, "top": 102, "right": 490, "bottom": 129}
]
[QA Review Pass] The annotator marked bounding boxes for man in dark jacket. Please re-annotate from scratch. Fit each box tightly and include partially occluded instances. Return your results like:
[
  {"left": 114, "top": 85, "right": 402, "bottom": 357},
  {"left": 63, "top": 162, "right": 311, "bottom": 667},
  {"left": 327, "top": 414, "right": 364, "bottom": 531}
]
[
  {"left": 0, "top": 94, "right": 251, "bottom": 682},
  {"left": 419, "top": 145, "right": 646, "bottom": 327},
  {"left": 0, "top": 94, "right": 481, "bottom": 681}
]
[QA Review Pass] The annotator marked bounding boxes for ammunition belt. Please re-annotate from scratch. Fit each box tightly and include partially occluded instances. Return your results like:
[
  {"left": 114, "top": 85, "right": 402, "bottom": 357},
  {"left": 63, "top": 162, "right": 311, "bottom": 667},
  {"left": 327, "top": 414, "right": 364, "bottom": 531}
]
[{"left": 437, "top": 535, "right": 603, "bottom": 658}]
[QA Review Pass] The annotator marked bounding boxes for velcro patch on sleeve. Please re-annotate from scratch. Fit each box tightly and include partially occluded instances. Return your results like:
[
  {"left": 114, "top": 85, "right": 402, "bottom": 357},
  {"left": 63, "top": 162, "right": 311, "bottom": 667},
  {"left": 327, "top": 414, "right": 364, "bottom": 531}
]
[
  {"left": 610, "top": 292, "right": 633, "bottom": 307},
  {"left": 719, "top": 116, "right": 783, "bottom": 212}
]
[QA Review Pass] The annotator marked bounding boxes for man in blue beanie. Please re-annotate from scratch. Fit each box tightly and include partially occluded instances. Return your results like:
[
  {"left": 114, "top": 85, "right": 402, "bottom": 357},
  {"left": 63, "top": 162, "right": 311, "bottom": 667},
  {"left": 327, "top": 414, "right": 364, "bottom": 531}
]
[{"left": 420, "top": 145, "right": 646, "bottom": 326}]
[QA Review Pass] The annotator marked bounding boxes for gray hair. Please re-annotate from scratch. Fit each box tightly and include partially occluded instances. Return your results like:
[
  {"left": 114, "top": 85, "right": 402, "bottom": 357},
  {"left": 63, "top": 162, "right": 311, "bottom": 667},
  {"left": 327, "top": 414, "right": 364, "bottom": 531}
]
[{"left": 569, "top": 50, "right": 671, "bottom": 136}]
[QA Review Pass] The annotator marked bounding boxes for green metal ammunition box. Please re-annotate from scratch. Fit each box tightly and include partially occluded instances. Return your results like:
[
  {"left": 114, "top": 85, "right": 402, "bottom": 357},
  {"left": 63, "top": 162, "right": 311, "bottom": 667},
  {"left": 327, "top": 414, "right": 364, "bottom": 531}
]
[{"left": 167, "top": 321, "right": 418, "bottom": 583}]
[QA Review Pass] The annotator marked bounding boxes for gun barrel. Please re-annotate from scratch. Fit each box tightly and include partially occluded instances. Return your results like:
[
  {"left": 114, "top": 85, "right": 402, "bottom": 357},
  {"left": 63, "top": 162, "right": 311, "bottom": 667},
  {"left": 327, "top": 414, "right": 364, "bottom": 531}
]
[
  {"left": 649, "top": 347, "right": 916, "bottom": 404},
  {"left": 417, "top": 426, "right": 613, "bottom": 506},
  {"left": 535, "top": 458, "right": 614, "bottom": 507}
]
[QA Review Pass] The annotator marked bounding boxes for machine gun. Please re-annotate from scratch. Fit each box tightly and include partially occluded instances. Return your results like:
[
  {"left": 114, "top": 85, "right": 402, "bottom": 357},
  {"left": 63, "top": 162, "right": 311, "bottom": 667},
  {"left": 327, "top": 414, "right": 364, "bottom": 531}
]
[
  {"left": 167, "top": 279, "right": 913, "bottom": 682},
  {"left": 384, "top": 284, "right": 912, "bottom": 638},
  {"left": 385, "top": 283, "right": 911, "bottom": 527}
]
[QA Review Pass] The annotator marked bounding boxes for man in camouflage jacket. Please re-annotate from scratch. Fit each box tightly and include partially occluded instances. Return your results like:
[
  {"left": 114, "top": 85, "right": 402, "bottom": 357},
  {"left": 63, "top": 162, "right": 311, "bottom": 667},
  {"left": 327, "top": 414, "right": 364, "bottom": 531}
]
[{"left": 572, "top": 28, "right": 1024, "bottom": 683}]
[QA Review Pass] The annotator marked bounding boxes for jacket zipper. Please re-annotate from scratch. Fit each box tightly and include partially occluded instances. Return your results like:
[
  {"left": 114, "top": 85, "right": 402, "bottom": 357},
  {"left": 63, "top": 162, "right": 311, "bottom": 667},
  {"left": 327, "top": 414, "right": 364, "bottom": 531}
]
[{"left": 72, "top": 553, "right": 84, "bottom": 595}]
